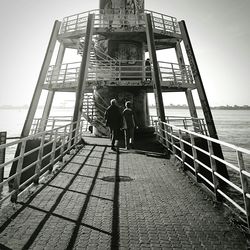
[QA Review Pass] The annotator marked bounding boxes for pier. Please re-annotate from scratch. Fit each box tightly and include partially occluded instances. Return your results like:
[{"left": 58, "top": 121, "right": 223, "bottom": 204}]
[
  {"left": 0, "top": 132, "right": 248, "bottom": 249},
  {"left": 1, "top": 0, "right": 250, "bottom": 248}
]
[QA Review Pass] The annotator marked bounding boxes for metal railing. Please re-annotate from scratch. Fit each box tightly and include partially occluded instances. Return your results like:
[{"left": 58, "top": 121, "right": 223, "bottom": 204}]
[
  {"left": 156, "top": 120, "right": 250, "bottom": 229},
  {"left": 59, "top": 9, "right": 180, "bottom": 35},
  {"left": 31, "top": 116, "right": 73, "bottom": 134},
  {"left": 45, "top": 60, "right": 194, "bottom": 87},
  {"left": 158, "top": 61, "right": 194, "bottom": 86},
  {"left": 150, "top": 115, "right": 208, "bottom": 135},
  {"left": 0, "top": 120, "right": 87, "bottom": 205}
]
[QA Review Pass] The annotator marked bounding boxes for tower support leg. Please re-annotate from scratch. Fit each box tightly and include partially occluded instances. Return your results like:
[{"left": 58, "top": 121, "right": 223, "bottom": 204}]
[
  {"left": 39, "top": 43, "right": 66, "bottom": 132},
  {"left": 21, "top": 21, "right": 61, "bottom": 137},
  {"left": 179, "top": 20, "right": 229, "bottom": 181},
  {"left": 179, "top": 20, "right": 217, "bottom": 139},
  {"left": 72, "top": 14, "right": 94, "bottom": 142},
  {"left": 145, "top": 14, "right": 165, "bottom": 123}
]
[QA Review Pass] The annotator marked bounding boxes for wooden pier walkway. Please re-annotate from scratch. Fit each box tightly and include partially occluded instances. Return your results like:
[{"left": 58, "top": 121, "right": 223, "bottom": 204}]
[{"left": 0, "top": 135, "right": 248, "bottom": 249}]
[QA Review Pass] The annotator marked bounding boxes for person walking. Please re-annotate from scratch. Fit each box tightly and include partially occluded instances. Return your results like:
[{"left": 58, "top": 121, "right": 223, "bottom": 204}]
[
  {"left": 104, "top": 99, "right": 123, "bottom": 151},
  {"left": 145, "top": 58, "right": 151, "bottom": 81},
  {"left": 123, "top": 101, "right": 136, "bottom": 149}
]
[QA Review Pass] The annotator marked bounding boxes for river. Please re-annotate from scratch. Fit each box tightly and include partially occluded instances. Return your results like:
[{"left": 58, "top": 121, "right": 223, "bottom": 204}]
[{"left": 0, "top": 108, "right": 250, "bottom": 177}]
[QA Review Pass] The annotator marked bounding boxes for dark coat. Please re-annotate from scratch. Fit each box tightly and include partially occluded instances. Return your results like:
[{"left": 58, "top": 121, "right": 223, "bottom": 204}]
[{"left": 105, "top": 105, "right": 123, "bottom": 129}]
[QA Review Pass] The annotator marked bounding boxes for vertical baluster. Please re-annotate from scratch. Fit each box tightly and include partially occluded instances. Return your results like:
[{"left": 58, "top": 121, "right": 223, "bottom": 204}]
[
  {"left": 190, "top": 134, "right": 200, "bottom": 182},
  {"left": 11, "top": 140, "right": 27, "bottom": 202},
  {"left": 170, "top": 126, "right": 176, "bottom": 155},
  {"left": 171, "top": 17, "right": 176, "bottom": 33},
  {"left": 207, "top": 140, "right": 222, "bottom": 201},
  {"left": 163, "top": 123, "right": 169, "bottom": 148},
  {"left": 183, "top": 119, "right": 187, "bottom": 130},
  {"left": 34, "top": 133, "right": 46, "bottom": 184},
  {"left": 237, "top": 150, "right": 250, "bottom": 229},
  {"left": 60, "top": 126, "right": 67, "bottom": 160},
  {"left": 75, "top": 14, "right": 79, "bottom": 31},
  {"left": 171, "top": 63, "right": 177, "bottom": 85},
  {"left": 49, "top": 129, "right": 58, "bottom": 173},
  {"left": 79, "top": 120, "right": 84, "bottom": 139},
  {"left": 63, "top": 63, "right": 68, "bottom": 85},
  {"left": 66, "top": 17, "right": 69, "bottom": 32},
  {"left": 178, "top": 130, "right": 185, "bottom": 166},
  {"left": 67, "top": 123, "right": 73, "bottom": 151},
  {"left": 162, "top": 14, "right": 166, "bottom": 33}
]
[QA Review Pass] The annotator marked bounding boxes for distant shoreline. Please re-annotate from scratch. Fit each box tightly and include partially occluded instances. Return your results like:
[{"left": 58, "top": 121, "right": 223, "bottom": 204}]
[{"left": 0, "top": 105, "right": 250, "bottom": 111}]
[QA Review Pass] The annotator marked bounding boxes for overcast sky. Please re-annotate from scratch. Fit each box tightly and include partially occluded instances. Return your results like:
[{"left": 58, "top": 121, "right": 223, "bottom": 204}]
[{"left": 0, "top": 0, "right": 249, "bottom": 107}]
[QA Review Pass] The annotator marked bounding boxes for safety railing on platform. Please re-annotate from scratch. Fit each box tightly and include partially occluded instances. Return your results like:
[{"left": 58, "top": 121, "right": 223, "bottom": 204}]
[
  {"left": 59, "top": 9, "right": 180, "bottom": 35},
  {"left": 0, "top": 120, "right": 86, "bottom": 205},
  {"left": 45, "top": 60, "right": 194, "bottom": 87},
  {"left": 78, "top": 38, "right": 118, "bottom": 64},
  {"left": 144, "top": 10, "right": 180, "bottom": 34},
  {"left": 31, "top": 116, "right": 90, "bottom": 135},
  {"left": 158, "top": 61, "right": 194, "bottom": 86},
  {"left": 156, "top": 120, "right": 250, "bottom": 229},
  {"left": 45, "top": 62, "right": 80, "bottom": 87},
  {"left": 150, "top": 115, "right": 208, "bottom": 135}
]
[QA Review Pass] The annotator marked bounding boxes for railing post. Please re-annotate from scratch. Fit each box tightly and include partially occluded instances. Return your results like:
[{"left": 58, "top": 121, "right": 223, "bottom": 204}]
[
  {"left": 162, "top": 14, "right": 166, "bottom": 32},
  {"left": 79, "top": 120, "right": 84, "bottom": 139},
  {"left": 60, "top": 126, "right": 67, "bottom": 157},
  {"left": 75, "top": 14, "right": 79, "bottom": 30},
  {"left": 171, "top": 17, "right": 176, "bottom": 33},
  {"left": 49, "top": 126, "right": 54, "bottom": 141},
  {"left": 170, "top": 127, "right": 176, "bottom": 155},
  {"left": 63, "top": 63, "right": 68, "bottom": 84},
  {"left": 183, "top": 119, "right": 187, "bottom": 130},
  {"left": 163, "top": 123, "right": 170, "bottom": 148},
  {"left": 68, "top": 123, "right": 73, "bottom": 151},
  {"left": 49, "top": 129, "right": 58, "bottom": 173},
  {"left": 11, "top": 140, "right": 27, "bottom": 203},
  {"left": 0, "top": 132, "right": 7, "bottom": 193},
  {"left": 171, "top": 63, "right": 177, "bottom": 85},
  {"left": 34, "top": 119, "right": 41, "bottom": 134},
  {"left": 34, "top": 133, "right": 46, "bottom": 185},
  {"left": 190, "top": 134, "right": 201, "bottom": 183},
  {"left": 207, "top": 140, "right": 222, "bottom": 202},
  {"left": 237, "top": 150, "right": 250, "bottom": 229},
  {"left": 178, "top": 130, "right": 185, "bottom": 168}
]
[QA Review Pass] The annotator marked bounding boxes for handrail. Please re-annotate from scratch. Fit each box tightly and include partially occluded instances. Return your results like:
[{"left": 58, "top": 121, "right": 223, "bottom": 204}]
[
  {"left": 59, "top": 9, "right": 180, "bottom": 35},
  {"left": 150, "top": 115, "right": 208, "bottom": 135},
  {"left": 0, "top": 119, "right": 87, "bottom": 204},
  {"left": 31, "top": 116, "right": 90, "bottom": 135},
  {"left": 156, "top": 120, "right": 250, "bottom": 228},
  {"left": 45, "top": 60, "right": 195, "bottom": 87}
]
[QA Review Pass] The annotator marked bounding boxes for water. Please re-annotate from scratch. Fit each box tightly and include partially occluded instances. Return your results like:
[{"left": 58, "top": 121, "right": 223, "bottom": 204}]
[
  {"left": 0, "top": 108, "right": 250, "bottom": 177},
  {"left": 149, "top": 108, "right": 250, "bottom": 150}
]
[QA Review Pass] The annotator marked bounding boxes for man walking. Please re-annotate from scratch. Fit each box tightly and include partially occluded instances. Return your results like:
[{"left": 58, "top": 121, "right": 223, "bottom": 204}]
[
  {"left": 123, "top": 101, "right": 136, "bottom": 149},
  {"left": 105, "top": 99, "right": 123, "bottom": 151}
]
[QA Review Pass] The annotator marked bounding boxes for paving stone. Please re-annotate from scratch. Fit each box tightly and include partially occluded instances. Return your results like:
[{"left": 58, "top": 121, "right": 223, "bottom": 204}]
[{"left": 0, "top": 136, "right": 248, "bottom": 249}]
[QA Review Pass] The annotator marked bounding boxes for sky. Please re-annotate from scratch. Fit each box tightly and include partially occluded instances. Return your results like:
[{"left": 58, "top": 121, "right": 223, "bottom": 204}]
[{"left": 0, "top": 0, "right": 249, "bottom": 107}]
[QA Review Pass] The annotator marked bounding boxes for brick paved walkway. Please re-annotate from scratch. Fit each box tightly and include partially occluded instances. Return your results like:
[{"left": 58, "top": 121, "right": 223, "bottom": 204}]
[{"left": 0, "top": 136, "right": 248, "bottom": 249}]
